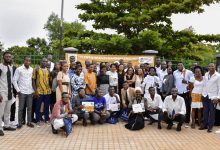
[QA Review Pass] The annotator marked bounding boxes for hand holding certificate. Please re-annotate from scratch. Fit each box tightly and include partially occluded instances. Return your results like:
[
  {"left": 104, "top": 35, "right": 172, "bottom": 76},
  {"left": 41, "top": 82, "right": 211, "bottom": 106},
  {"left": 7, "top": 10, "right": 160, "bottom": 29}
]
[
  {"left": 82, "top": 102, "right": 94, "bottom": 112},
  {"left": 109, "top": 103, "right": 120, "bottom": 111},
  {"left": 132, "top": 103, "right": 145, "bottom": 113}
]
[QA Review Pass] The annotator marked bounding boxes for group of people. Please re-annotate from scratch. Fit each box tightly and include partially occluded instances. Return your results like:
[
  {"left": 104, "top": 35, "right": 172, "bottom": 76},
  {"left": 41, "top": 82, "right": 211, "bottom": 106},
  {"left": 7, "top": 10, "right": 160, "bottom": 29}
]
[{"left": 0, "top": 51, "right": 220, "bottom": 136}]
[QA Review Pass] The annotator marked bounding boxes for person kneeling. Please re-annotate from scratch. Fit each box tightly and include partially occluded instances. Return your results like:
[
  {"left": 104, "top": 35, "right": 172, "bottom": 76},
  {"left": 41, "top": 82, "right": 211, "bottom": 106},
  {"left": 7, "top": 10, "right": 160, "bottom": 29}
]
[
  {"left": 91, "top": 89, "right": 110, "bottom": 124},
  {"left": 146, "top": 87, "right": 163, "bottom": 129},
  {"left": 50, "top": 92, "right": 78, "bottom": 135},
  {"left": 125, "top": 87, "right": 147, "bottom": 130},
  {"left": 163, "top": 88, "right": 186, "bottom": 132}
]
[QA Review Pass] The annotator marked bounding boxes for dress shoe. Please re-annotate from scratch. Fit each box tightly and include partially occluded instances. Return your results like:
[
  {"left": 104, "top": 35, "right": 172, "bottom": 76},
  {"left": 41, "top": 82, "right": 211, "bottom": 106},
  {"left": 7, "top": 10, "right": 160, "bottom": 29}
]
[
  {"left": 0, "top": 130, "right": 4, "bottom": 136},
  {"left": 199, "top": 127, "right": 208, "bottom": 130},
  {"left": 27, "top": 122, "right": 34, "bottom": 128},
  {"left": 3, "top": 126, "right": 16, "bottom": 131},
  {"left": 176, "top": 125, "right": 182, "bottom": 132},
  {"left": 167, "top": 124, "right": 173, "bottom": 130},
  {"left": 17, "top": 124, "right": 23, "bottom": 129}
]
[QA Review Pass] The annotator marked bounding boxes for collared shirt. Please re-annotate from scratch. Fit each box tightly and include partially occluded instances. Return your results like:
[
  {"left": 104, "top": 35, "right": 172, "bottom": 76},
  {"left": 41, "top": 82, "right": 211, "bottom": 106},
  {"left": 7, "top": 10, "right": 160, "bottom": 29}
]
[
  {"left": 0, "top": 63, "right": 13, "bottom": 98},
  {"left": 202, "top": 71, "right": 220, "bottom": 99},
  {"left": 104, "top": 93, "right": 120, "bottom": 110},
  {"left": 146, "top": 94, "right": 163, "bottom": 109},
  {"left": 155, "top": 66, "right": 161, "bottom": 75},
  {"left": 71, "top": 73, "right": 86, "bottom": 96},
  {"left": 72, "top": 95, "right": 92, "bottom": 108},
  {"left": 158, "top": 69, "right": 168, "bottom": 88},
  {"left": 13, "top": 64, "right": 34, "bottom": 94},
  {"left": 32, "top": 67, "right": 51, "bottom": 95},
  {"left": 173, "top": 69, "right": 193, "bottom": 94},
  {"left": 163, "top": 95, "right": 186, "bottom": 115},
  {"left": 142, "top": 75, "right": 160, "bottom": 97}
]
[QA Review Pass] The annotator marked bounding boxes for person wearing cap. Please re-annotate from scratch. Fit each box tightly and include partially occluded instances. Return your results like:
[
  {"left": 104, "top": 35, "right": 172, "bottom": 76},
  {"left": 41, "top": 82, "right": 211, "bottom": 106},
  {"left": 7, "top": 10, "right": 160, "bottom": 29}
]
[
  {"left": 163, "top": 88, "right": 186, "bottom": 132},
  {"left": 50, "top": 92, "right": 78, "bottom": 134}
]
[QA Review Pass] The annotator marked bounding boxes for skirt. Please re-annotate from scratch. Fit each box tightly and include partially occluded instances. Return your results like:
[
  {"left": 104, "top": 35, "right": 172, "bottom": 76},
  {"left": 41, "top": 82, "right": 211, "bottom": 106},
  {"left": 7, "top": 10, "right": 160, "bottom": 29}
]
[{"left": 191, "top": 93, "right": 203, "bottom": 109}]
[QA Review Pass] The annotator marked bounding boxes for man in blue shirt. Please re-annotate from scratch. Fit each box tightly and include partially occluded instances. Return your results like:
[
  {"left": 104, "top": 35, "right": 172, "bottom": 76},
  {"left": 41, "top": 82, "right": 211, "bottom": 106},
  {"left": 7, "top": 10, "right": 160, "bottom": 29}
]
[{"left": 91, "top": 89, "right": 110, "bottom": 124}]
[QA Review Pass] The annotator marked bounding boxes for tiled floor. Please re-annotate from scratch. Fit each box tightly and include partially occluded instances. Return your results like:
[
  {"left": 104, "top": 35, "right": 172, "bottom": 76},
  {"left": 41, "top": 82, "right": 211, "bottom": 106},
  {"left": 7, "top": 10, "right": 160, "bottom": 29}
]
[{"left": 0, "top": 121, "right": 220, "bottom": 150}]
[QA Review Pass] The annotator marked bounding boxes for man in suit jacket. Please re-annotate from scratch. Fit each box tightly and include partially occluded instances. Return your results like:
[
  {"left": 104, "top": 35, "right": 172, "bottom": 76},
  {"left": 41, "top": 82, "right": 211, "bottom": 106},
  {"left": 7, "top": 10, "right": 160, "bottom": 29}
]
[{"left": 121, "top": 82, "right": 135, "bottom": 109}]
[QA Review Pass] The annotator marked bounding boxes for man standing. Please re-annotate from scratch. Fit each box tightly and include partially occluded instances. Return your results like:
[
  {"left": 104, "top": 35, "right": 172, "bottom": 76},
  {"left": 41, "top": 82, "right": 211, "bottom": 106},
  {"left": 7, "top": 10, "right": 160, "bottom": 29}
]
[
  {"left": 84, "top": 64, "right": 97, "bottom": 96},
  {"left": 47, "top": 54, "right": 54, "bottom": 72},
  {"left": 32, "top": 58, "right": 51, "bottom": 127},
  {"left": 158, "top": 61, "right": 167, "bottom": 93},
  {"left": 0, "top": 52, "right": 16, "bottom": 136},
  {"left": 200, "top": 63, "right": 220, "bottom": 132},
  {"left": 163, "top": 88, "right": 186, "bottom": 131},
  {"left": 173, "top": 62, "right": 193, "bottom": 126},
  {"left": 155, "top": 58, "right": 161, "bottom": 75},
  {"left": 13, "top": 56, "right": 34, "bottom": 128}
]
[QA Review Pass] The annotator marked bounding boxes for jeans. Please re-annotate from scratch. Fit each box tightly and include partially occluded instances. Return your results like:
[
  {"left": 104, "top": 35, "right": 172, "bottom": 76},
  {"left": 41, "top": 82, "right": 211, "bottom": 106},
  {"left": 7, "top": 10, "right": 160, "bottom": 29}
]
[
  {"left": 35, "top": 94, "right": 51, "bottom": 122},
  {"left": 18, "top": 93, "right": 33, "bottom": 125},
  {"left": 202, "top": 96, "right": 215, "bottom": 129}
]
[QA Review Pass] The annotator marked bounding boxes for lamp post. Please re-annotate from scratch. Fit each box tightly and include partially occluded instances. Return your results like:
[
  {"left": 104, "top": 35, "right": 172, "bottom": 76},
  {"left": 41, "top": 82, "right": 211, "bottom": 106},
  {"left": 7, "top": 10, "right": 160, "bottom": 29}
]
[{"left": 59, "top": 0, "right": 64, "bottom": 59}]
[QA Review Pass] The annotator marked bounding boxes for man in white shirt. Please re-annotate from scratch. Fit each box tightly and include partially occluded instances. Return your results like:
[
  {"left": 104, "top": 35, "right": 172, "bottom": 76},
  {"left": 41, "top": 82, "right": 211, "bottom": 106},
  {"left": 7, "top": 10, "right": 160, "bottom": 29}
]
[
  {"left": 155, "top": 58, "right": 161, "bottom": 75},
  {"left": 146, "top": 87, "right": 163, "bottom": 129},
  {"left": 173, "top": 62, "right": 193, "bottom": 125},
  {"left": 47, "top": 54, "right": 54, "bottom": 72},
  {"left": 158, "top": 61, "right": 167, "bottom": 93},
  {"left": 104, "top": 86, "right": 120, "bottom": 112},
  {"left": 0, "top": 52, "right": 16, "bottom": 136},
  {"left": 13, "top": 56, "right": 34, "bottom": 128},
  {"left": 163, "top": 88, "right": 186, "bottom": 131},
  {"left": 200, "top": 63, "right": 220, "bottom": 132}
]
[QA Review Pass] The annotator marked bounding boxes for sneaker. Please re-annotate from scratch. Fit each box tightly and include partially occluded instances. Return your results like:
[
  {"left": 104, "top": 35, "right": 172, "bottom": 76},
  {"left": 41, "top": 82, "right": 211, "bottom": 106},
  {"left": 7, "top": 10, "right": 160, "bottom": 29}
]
[
  {"left": 0, "top": 130, "right": 4, "bottom": 136},
  {"left": 158, "top": 123, "right": 162, "bottom": 130},
  {"left": 215, "top": 129, "right": 220, "bottom": 134},
  {"left": 27, "top": 122, "right": 34, "bottom": 128},
  {"left": 184, "top": 123, "right": 189, "bottom": 128},
  {"left": 36, "top": 122, "right": 41, "bottom": 128},
  {"left": 46, "top": 121, "right": 50, "bottom": 126},
  {"left": 3, "top": 126, "right": 16, "bottom": 131},
  {"left": 144, "top": 117, "right": 149, "bottom": 121}
]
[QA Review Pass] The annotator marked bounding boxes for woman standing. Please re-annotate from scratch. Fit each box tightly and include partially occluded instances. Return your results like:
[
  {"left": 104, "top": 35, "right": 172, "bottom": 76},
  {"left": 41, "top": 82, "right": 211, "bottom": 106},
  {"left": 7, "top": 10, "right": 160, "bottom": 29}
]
[
  {"left": 118, "top": 64, "right": 125, "bottom": 97},
  {"left": 106, "top": 64, "right": 118, "bottom": 93},
  {"left": 142, "top": 67, "right": 160, "bottom": 98},
  {"left": 97, "top": 66, "right": 110, "bottom": 96},
  {"left": 50, "top": 62, "right": 61, "bottom": 111},
  {"left": 124, "top": 67, "right": 135, "bottom": 88},
  {"left": 56, "top": 62, "right": 71, "bottom": 101},
  {"left": 135, "top": 68, "right": 144, "bottom": 89},
  {"left": 189, "top": 66, "right": 205, "bottom": 128}
]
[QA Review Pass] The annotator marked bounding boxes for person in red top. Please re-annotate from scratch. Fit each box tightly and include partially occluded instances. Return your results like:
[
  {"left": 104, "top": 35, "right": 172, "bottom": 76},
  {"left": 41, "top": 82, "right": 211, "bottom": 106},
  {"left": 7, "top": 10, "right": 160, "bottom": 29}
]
[{"left": 50, "top": 92, "right": 78, "bottom": 134}]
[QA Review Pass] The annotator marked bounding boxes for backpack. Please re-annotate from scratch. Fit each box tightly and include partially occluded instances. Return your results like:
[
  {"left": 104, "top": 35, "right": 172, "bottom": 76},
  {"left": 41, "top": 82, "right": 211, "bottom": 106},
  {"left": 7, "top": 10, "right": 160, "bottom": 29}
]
[{"left": 125, "top": 113, "right": 145, "bottom": 130}]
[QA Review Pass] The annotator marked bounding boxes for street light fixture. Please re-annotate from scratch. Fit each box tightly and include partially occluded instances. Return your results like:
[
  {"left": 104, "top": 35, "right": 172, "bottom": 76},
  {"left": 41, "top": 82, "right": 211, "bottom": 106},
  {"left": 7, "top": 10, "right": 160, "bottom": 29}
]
[{"left": 59, "top": 0, "right": 64, "bottom": 59}]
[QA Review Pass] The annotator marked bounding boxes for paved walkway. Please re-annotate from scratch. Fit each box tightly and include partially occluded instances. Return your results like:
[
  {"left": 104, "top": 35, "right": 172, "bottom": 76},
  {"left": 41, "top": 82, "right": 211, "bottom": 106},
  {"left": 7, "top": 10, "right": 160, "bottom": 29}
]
[{"left": 0, "top": 121, "right": 220, "bottom": 150}]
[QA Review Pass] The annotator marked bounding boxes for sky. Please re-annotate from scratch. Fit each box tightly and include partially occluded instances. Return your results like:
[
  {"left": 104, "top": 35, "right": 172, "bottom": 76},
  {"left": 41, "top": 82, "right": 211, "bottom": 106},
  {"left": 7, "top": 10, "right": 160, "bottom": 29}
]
[{"left": 0, "top": 0, "right": 220, "bottom": 49}]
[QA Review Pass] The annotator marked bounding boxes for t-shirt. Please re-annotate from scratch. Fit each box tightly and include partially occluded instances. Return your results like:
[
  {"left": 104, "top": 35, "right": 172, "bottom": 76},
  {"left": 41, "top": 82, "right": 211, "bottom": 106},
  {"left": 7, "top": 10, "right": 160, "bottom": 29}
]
[
  {"left": 93, "top": 96, "right": 106, "bottom": 111},
  {"left": 84, "top": 72, "right": 97, "bottom": 94}
]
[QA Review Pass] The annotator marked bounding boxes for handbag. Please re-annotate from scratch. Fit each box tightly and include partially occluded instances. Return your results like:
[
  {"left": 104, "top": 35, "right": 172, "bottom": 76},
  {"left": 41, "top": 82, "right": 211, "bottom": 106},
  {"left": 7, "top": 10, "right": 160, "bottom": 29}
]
[
  {"left": 120, "top": 109, "right": 129, "bottom": 121},
  {"left": 106, "top": 116, "right": 118, "bottom": 124},
  {"left": 63, "top": 118, "right": 73, "bottom": 137}
]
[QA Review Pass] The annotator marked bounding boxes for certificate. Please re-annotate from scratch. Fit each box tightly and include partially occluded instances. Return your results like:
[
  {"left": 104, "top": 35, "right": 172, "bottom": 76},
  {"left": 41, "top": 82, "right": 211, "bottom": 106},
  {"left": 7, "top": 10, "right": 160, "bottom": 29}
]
[
  {"left": 132, "top": 103, "right": 145, "bottom": 113},
  {"left": 82, "top": 102, "right": 94, "bottom": 112},
  {"left": 109, "top": 103, "right": 120, "bottom": 111}
]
